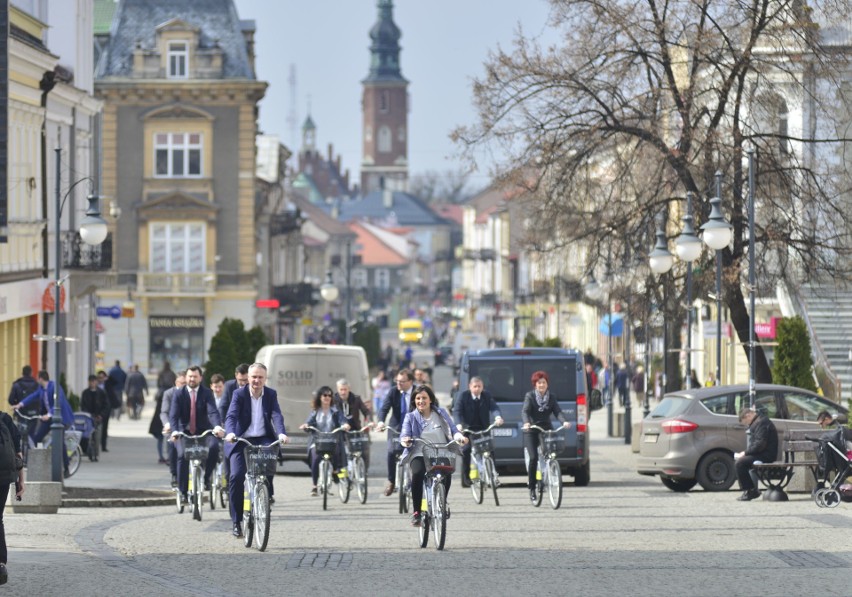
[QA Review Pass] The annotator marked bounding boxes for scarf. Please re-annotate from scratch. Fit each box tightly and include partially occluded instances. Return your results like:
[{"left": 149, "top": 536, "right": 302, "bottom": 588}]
[{"left": 535, "top": 390, "right": 549, "bottom": 411}]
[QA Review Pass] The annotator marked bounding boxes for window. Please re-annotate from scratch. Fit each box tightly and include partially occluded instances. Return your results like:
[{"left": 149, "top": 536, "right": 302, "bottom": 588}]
[
  {"left": 352, "top": 268, "right": 367, "bottom": 289},
  {"left": 379, "top": 90, "right": 389, "bottom": 113},
  {"left": 150, "top": 223, "right": 205, "bottom": 273},
  {"left": 375, "top": 268, "right": 389, "bottom": 289},
  {"left": 733, "top": 390, "right": 779, "bottom": 419},
  {"left": 700, "top": 393, "right": 732, "bottom": 415},
  {"left": 155, "top": 133, "right": 202, "bottom": 178},
  {"left": 378, "top": 126, "right": 392, "bottom": 153},
  {"left": 397, "top": 126, "right": 406, "bottom": 142},
  {"left": 168, "top": 41, "right": 188, "bottom": 78},
  {"left": 783, "top": 392, "right": 841, "bottom": 422}
]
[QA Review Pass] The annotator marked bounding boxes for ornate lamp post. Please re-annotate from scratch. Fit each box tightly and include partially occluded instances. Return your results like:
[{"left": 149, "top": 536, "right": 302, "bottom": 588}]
[{"left": 675, "top": 192, "right": 703, "bottom": 389}]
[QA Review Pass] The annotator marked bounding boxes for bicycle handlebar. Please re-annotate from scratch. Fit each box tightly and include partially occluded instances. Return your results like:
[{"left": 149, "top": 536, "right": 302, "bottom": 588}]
[
  {"left": 525, "top": 425, "right": 567, "bottom": 435},
  {"left": 230, "top": 436, "right": 285, "bottom": 448},
  {"left": 304, "top": 425, "right": 349, "bottom": 434},
  {"left": 351, "top": 425, "right": 372, "bottom": 434},
  {"left": 13, "top": 411, "right": 40, "bottom": 422},
  {"left": 405, "top": 437, "right": 463, "bottom": 449},
  {"left": 461, "top": 422, "right": 500, "bottom": 436},
  {"left": 172, "top": 429, "right": 216, "bottom": 440}
]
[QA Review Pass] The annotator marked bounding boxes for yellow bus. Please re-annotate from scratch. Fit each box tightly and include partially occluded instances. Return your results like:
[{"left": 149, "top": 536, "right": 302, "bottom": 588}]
[{"left": 398, "top": 318, "right": 424, "bottom": 344}]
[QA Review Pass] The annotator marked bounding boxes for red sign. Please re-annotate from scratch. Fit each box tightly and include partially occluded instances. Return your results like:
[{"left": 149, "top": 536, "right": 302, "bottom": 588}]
[
  {"left": 256, "top": 299, "right": 280, "bottom": 309},
  {"left": 755, "top": 316, "right": 782, "bottom": 339},
  {"left": 41, "top": 282, "right": 66, "bottom": 313}
]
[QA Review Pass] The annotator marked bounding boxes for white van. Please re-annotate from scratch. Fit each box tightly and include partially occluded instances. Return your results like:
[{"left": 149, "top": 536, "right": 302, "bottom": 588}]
[
  {"left": 254, "top": 344, "right": 370, "bottom": 464},
  {"left": 452, "top": 331, "right": 489, "bottom": 363}
]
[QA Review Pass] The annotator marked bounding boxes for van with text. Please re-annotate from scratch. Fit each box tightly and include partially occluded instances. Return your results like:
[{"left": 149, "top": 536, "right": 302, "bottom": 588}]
[{"left": 254, "top": 344, "right": 370, "bottom": 466}]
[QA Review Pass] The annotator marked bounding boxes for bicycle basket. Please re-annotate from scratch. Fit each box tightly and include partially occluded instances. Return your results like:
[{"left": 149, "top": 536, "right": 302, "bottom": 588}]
[
  {"left": 247, "top": 446, "right": 279, "bottom": 476},
  {"left": 543, "top": 431, "right": 567, "bottom": 454},
  {"left": 183, "top": 437, "right": 209, "bottom": 461},
  {"left": 314, "top": 432, "right": 339, "bottom": 454},
  {"left": 422, "top": 444, "right": 457, "bottom": 475},
  {"left": 65, "top": 429, "right": 82, "bottom": 450},
  {"left": 347, "top": 432, "right": 367, "bottom": 453},
  {"left": 471, "top": 433, "right": 494, "bottom": 453}
]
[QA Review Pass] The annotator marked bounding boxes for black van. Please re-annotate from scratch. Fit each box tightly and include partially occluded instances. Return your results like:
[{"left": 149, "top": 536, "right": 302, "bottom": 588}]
[{"left": 455, "top": 348, "right": 602, "bottom": 484}]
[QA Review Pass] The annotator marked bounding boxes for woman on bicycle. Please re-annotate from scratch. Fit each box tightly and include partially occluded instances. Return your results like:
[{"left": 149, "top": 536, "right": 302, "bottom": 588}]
[
  {"left": 299, "top": 386, "right": 350, "bottom": 496},
  {"left": 400, "top": 385, "right": 467, "bottom": 527},
  {"left": 522, "top": 370, "right": 571, "bottom": 502}
]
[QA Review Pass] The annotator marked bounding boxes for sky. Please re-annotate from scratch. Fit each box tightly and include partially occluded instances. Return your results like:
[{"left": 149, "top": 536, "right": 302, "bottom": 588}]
[{"left": 232, "top": 0, "right": 559, "bottom": 191}]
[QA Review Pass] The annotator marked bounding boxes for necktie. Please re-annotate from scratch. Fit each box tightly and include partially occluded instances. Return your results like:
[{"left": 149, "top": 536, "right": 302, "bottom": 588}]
[
  {"left": 474, "top": 395, "right": 479, "bottom": 401},
  {"left": 189, "top": 389, "right": 197, "bottom": 434},
  {"left": 400, "top": 392, "right": 406, "bottom": 418}
]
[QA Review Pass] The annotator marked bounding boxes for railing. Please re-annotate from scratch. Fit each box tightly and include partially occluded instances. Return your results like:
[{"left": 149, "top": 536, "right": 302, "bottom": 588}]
[
  {"left": 62, "top": 231, "right": 112, "bottom": 270},
  {"left": 138, "top": 272, "right": 216, "bottom": 295},
  {"left": 787, "top": 282, "right": 841, "bottom": 401}
]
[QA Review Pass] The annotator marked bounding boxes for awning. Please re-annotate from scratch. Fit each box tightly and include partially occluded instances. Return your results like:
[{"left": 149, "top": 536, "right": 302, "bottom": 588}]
[{"left": 599, "top": 313, "right": 624, "bottom": 337}]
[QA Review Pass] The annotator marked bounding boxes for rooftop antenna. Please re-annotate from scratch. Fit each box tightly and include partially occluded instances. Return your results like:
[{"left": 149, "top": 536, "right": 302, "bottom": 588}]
[{"left": 286, "top": 63, "right": 297, "bottom": 150}]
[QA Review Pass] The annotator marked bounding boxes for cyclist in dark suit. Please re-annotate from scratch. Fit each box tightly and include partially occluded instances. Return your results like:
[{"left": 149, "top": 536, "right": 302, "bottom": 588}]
[
  {"left": 169, "top": 365, "right": 223, "bottom": 503},
  {"left": 452, "top": 376, "right": 503, "bottom": 487},
  {"left": 376, "top": 368, "right": 414, "bottom": 496}
]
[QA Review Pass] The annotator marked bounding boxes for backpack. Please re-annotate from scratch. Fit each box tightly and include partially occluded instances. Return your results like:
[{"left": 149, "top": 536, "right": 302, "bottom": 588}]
[{"left": 0, "top": 414, "right": 19, "bottom": 483}]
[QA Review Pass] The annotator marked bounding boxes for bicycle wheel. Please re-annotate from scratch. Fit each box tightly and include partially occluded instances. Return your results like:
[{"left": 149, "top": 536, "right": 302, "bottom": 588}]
[
  {"left": 254, "top": 482, "right": 271, "bottom": 551},
  {"left": 534, "top": 478, "right": 544, "bottom": 508},
  {"left": 219, "top": 469, "right": 229, "bottom": 509},
  {"left": 243, "top": 511, "right": 254, "bottom": 548},
  {"left": 354, "top": 456, "right": 368, "bottom": 504},
  {"left": 402, "top": 465, "right": 412, "bottom": 514},
  {"left": 175, "top": 487, "right": 184, "bottom": 514},
  {"left": 485, "top": 456, "right": 500, "bottom": 507},
  {"left": 193, "top": 466, "right": 204, "bottom": 521},
  {"left": 66, "top": 445, "right": 82, "bottom": 477},
  {"left": 338, "top": 468, "right": 351, "bottom": 504},
  {"left": 470, "top": 466, "right": 483, "bottom": 504},
  {"left": 319, "top": 459, "right": 330, "bottom": 511},
  {"left": 433, "top": 481, "right": 447, "bottom": 551},
  {"left": 418, "top": 482, "right": 430, "bottom": 548},
  {"left": 547, "top": 459, "right": 562, "bottom": 510}
]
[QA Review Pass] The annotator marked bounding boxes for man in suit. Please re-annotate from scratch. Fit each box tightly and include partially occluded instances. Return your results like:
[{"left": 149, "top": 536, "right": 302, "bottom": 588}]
[
  {"left": 169, "top": 365, "right": 223, "bottom": 503},
  {"left": 224, "top": 362, "right": 288, "bottom": 538},
  {"left": 452, "top": 376, "right": 504, "bottom": 487},
  {"left": 160, "top": 371, "right": 186, "bottom": 486},
  {"left": 219, "top": 363, "right": 249, "bottom": 423},
  {"left": 376, "top": 368, "right": 414, "bottom": 496}
]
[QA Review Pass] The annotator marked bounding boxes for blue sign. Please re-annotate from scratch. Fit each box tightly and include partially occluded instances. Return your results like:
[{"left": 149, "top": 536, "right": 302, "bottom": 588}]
[{"left": 97, "top": 306, "right": 122, "bottom": 319}]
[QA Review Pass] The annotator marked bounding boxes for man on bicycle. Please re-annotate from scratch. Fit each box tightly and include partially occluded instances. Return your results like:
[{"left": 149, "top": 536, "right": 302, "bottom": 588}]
[
  {"left": 333, "top": 378, "right": 372, "bottom": 468},
  {"left": 376, "top": 369, "right": 415, "bottom": 496},
  {"left": 13, "top": 371, "right": 74, "bottom": 475},
  {"left": 169, "top": 366, "right": 224, "bottom": 505},
  {"left": 224, "top": 363, "right": 288, "bottom": 538},
  {"left": 452, "top": 376, "right": 503, "bottom": 487}
]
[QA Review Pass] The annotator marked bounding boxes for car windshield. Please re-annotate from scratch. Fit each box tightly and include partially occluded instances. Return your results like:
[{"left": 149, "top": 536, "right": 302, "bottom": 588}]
[
  {"left": 648, "top": 396, "right": 692, "bottom": 419},
  {"left": 468, "top": 358, "right": 576, "bottom": 402}
]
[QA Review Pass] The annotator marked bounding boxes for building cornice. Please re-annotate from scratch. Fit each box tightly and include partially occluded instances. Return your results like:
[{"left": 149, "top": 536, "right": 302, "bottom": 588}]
[{"left": 95, "top": 79, "right": 267, "bottom": 104}]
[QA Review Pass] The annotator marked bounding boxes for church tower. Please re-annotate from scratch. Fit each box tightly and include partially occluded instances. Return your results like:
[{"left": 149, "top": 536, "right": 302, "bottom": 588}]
[{"left": 360, "top": 0, "right": 408, "bottom": 193}]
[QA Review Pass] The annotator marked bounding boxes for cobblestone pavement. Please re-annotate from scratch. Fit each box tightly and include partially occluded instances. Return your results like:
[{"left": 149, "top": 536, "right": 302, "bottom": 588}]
[{"left": 6, "top": 397, "right": 852, "bottom": 596}]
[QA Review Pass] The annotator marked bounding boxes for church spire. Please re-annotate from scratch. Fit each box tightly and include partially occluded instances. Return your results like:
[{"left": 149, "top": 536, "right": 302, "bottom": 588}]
[{"left": 364, "top": 0, "right": 405, "bottom": 82}]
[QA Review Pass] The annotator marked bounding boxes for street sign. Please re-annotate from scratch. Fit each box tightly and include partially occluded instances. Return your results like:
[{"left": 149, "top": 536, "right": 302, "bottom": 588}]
[
  {"left": 121, "top": 302, "right": 135, "bottom": 318},
  {"left": 96, "top": 306, "right": 112, "bottom": 317},
  {"left": 96, "top": 305, "right": 122, "bottom": 319}
]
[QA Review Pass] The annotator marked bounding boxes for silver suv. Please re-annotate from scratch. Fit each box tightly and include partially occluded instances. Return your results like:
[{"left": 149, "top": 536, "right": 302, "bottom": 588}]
[{"left": 636, "top": 384, "right": 847, "bottom": 492}]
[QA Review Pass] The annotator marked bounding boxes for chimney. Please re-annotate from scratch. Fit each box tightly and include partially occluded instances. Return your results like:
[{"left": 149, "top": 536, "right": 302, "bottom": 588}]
[{"left": 328, "top": 143, "right": 333, "bottom": 162}]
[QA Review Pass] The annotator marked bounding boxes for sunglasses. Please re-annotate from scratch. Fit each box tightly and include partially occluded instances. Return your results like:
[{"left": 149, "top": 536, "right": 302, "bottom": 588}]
[{"left": 321, "top": 392, "right": 333, "bottom": 397}]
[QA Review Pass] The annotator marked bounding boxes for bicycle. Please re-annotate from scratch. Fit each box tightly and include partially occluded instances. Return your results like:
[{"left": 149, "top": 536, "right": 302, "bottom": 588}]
[
  {"left": 409, "top": 438, "right": 460, "bottom": 551},
  {"left": 383, "top": 426, "right": 411, "bottom": 514},
  {"left": 12, "top": 412, "right": 39, "bottom": 466},
  {"left": 73, "top": 412, "right": 98, "bottom": 463},
  {"left": 525, "top": 425, "right": 566, "bottom": 510},
  {"left": 342, "top": 425, "right": 372, "bottom": 505},
  {"left": 305, "top": 425, "right": 347, "bottom": 511},
  {"left": 461, "top": 422, "right": 500, "bottom": 506},
  {"left": 213, "top": 439, "right": 228, "bottom": 510},
  {"left": 173, "top": 429, "right": 215, "bottom": 520},
  {"left": 231, "top": 437, "right": 283, "bottom": 552}
]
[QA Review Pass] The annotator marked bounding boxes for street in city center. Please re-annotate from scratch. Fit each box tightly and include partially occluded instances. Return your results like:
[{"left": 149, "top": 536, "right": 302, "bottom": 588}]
[{"left": 5, "top": 366, "right": 850, "bottom": 596}]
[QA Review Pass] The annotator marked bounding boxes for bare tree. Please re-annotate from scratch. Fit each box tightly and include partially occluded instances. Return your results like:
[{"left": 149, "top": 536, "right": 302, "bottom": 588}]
[
  {"left": 409, "top": 168, "right": 473, "bottom": 204},
  {"left": 454, "top": 0, "right": 852, "bottom": 386}
]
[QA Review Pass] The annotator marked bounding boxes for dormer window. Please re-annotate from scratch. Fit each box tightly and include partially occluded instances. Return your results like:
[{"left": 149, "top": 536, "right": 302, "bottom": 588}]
[{"left": 168, "top": 41, "right": 188, "bottom": 78}]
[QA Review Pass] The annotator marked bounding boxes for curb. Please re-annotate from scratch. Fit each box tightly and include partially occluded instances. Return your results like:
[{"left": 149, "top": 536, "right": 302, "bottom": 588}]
[{"left": 61, "top": 496, "right": 175, "bottom": 508}]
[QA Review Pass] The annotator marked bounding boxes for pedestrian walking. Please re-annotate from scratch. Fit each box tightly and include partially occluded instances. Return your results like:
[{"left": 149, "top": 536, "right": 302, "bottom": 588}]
[
  {"left": 0, "top": 409, "right": 25, "bottom": 585},
  {"left": 125, "top": 365, "right": 149, "bottom": 420},
  {"left": 97, "top": 370, "right": 116, "bottom": 451},
  {"left": 108, "top": 360, "right": 127, "bottom": 419},
  {"left": 7, "top": 365, "right": 39, "bottom": 438}
]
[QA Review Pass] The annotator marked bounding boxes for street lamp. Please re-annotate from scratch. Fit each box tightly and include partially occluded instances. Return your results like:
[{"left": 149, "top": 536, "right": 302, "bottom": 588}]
[
  {"left": 319, "top": 241, "right": 355, "bottom": 346},
  {"left": 586, "top": 266, "right": 615, "bottom": 438},
  {"left": 47, "top": 147, "right": 108, "bottom": 482},
  {"left": 675, "top": 192, "right": 703, "bottom": 388},
  {"left": 747, "top": 148, "right": 757, "bottom": 407},
  {"left": 700, "top": 171, "right": 733, "bottom": 387},
  {"left": 649, "top": 218, "right": 674, "bottom": 407}
]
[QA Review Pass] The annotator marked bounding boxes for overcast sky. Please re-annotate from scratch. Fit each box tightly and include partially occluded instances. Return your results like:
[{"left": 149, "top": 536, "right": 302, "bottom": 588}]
[{"left": 232, "top": 0, "right": 558, "bottom": 190}]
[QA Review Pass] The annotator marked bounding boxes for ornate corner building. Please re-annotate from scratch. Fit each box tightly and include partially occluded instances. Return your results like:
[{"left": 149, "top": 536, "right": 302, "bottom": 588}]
[{"left": 94, "top": 0, "right": 266, "bottom": 371}]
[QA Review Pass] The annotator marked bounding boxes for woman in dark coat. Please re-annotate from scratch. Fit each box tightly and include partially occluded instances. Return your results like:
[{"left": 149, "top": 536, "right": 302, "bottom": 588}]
[
  {"left": 148, "top": 389, "right": 166, "bottom": 464},
  {"left": 521, "top": 370, "right": 571, "bottom": 502}
]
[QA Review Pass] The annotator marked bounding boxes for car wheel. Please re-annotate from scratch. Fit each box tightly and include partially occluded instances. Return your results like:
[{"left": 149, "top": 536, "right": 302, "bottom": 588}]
[
  {"left": 571, "top": 461, "right": 590, "bottom": 486},
  {"left": 660, "top": 476, "right": 698, "bottom": 492},
  {"left": 696, "top": 450, "right": 736, "bottom": 492}
]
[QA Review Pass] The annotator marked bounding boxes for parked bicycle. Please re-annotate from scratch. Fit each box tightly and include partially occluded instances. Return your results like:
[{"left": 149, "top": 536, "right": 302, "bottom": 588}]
[
  {"left": 407, "top": 437, "right": 461, "bottom": 551},
  {"left": 231, "top": 437, "right": 283, "bottom": 551},
  {"left": 383, "top": 426, "right": 411, "bottom": 514},
  {"left": 173, "top": 429, "right": 215, "bottom": 520},
  {"left": 341, "top": 425, "right": 372, "bottom": 505},
  {"left": 462, "top": 422, "right": 500, "bottom": 506},
  {"left": 305, "top": 425, "right": 347, "bottom": 511},
  {"left": 525, "top": 425, "right": 566, "bottom": 509}
]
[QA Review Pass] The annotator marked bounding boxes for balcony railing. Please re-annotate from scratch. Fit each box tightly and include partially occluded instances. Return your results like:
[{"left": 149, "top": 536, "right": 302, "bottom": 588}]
[
  {"left": 62, "top": 231, "right": 112, "bottom": 270},
  {"left": 138, "top": 272, "right": 216, "bottom": 295}
]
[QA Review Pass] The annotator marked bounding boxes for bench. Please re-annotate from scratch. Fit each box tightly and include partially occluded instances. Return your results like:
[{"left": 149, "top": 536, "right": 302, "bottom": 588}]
[{"left": 751, "top": 429, "right": 821, "bottom": 501}]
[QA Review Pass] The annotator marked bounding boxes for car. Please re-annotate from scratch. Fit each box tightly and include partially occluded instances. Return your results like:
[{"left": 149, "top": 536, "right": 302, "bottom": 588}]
[
  {"left": 636, "top": 383, "right": 848, "bottom": 492},
  {"left": 455, "top": 347, "right": 603, "bottom": 484},
  {"left": 433, "top": 345, "right": 454, "bottom": 367}
]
